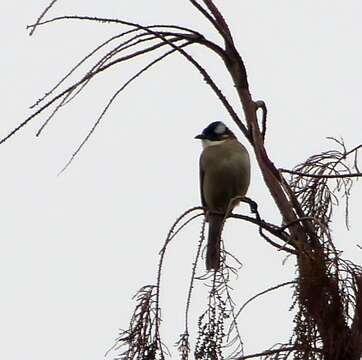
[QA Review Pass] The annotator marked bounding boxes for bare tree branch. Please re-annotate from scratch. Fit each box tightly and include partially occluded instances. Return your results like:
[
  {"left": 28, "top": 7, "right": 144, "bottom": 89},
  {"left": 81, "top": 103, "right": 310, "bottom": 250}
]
[
  {"left": 38, "top": 35, "right": 184, "bottom": 137},
  {"left": 236, "top": 347, "right": 295, "bottom": 360},
  {"left": 280, "top": 168, "right": 362, "bottom": 179},
  {"left": 31, "top": 30, "right": 157, "bottom": 109},
  {"left": 1, "top": 14, "right": 249, "bottom": 146}
]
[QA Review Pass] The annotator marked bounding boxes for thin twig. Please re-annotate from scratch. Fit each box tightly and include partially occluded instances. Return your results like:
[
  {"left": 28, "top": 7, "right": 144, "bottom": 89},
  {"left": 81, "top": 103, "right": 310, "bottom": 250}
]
[
  {"left": 32, "top": 30, "right": 157, "bottom": 109},
  {"left": 201, "top": 0, "right": 235, "bottom": 46},
  {"left": 235, "top": 346, "right": 297, "bottom": 360},
  {"left": 29, "top": 0, "right": 58, "bottom": 36},
  {"left": 156, "top": 207, "right": 204, "bottom": 342},
  {"left": 188, "top": 0, "right": 227, "bottom": 42},
  {"left": 38, "top": 35, "right": 182, "bottom": 137},
  {"left": 27, "top": 16, "right": 203, "bottom": 37},
  {"left": 280, "top": 168, "right": 362, "bottom": 179},
  {"left": 184, "top": 218, "right": 206, "bottom": 332},
  {"left": 57, "top": 41, "right": 191, "bottom": 174},
  {"left": 233, "top": 281, "right": 296, "bottom": 326}
]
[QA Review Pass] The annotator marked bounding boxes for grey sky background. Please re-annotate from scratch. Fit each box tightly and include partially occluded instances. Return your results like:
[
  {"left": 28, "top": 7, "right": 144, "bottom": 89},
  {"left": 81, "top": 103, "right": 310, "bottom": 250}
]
[{"left": 1, "top": 1, "right": 361, "bottom": 359}]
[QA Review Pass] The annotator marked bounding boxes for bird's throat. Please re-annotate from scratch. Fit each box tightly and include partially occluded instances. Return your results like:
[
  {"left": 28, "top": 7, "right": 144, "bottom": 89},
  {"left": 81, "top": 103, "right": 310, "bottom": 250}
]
[{"left": 201, "top": 139, "right": 227, "bottom": 149}]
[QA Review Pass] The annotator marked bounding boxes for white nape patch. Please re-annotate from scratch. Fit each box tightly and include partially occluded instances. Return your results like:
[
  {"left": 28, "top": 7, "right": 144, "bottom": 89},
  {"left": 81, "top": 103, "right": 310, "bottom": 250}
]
[
  {"left": 214, "top": 122, "right": 226, "bottom": 135},
  {"left": 202, "top": 139, "right": 227, "bottom": 149}
]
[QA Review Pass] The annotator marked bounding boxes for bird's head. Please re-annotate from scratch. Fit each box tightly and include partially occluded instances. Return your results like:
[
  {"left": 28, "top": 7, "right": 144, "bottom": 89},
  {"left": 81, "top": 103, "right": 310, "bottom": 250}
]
[{"left": 194, "top": 121, "right": 235, "bottom": 148}]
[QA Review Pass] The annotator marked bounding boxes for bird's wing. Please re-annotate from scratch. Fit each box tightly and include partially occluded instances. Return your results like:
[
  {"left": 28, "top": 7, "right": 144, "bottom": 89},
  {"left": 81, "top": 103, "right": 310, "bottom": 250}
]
[{"left": 199, "top": 159, "right": 206, "bottom": 208}]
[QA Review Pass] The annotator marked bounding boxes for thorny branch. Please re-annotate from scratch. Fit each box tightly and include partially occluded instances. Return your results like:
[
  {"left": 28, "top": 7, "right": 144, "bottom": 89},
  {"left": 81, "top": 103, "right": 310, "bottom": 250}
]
[
  {"left": 235, "top": 345, "right": 322, "bottom": 360},
  {"left": 280, "top": 169, "right": 362, "bottom": 179},
  {"left": 57, "top": 40, "right": 192, "bottom": 175},
  {"left": 1, "top": 13, "right": 250, "bottom": 171}
]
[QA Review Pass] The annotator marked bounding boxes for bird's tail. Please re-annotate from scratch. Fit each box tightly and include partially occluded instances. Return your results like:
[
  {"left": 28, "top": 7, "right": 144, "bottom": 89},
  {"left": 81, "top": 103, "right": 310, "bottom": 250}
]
[{"left": 206, "top": 214, "right": 224, "bottom": 271}]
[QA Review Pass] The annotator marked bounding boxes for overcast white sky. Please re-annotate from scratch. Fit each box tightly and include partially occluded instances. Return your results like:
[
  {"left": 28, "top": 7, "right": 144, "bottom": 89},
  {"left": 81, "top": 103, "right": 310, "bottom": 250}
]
[{"left": 1, "top": 1, "right": 361, "bottom": 359}]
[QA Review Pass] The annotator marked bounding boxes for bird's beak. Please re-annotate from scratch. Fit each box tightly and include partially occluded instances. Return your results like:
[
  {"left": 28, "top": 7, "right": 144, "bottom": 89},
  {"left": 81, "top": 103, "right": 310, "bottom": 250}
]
[{"left": 194, "top": 134, "right": 206, "bottom": 140}]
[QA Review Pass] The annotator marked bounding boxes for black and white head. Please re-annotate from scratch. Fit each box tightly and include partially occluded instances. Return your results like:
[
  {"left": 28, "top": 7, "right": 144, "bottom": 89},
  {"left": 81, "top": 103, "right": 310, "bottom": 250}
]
[{"left": 194, "top": 121, "right": 236, "bottom": 148}]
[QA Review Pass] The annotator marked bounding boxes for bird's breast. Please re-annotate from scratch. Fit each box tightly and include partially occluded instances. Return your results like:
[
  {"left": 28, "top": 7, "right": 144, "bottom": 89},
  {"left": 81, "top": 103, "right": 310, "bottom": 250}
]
[{"left": 200, "top": 141, "right": 250, "bottom": 212}]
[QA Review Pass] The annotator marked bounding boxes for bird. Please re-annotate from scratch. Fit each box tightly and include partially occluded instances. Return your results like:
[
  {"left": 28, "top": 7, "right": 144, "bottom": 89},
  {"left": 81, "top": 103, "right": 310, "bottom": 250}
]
[{"left": 195, "top": 121, "right": 250, "bottom": 271}]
